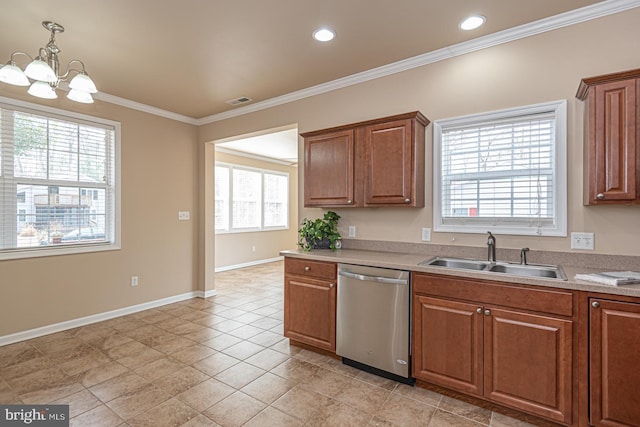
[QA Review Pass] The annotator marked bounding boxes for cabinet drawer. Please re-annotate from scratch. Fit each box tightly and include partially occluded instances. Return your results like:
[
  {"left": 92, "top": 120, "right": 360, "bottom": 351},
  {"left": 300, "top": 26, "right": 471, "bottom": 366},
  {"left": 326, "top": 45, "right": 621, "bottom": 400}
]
[
  {"left": 285, "top": 258, "right": 336, "bottom": 280},
  {"left": 413, "top": 273, "right": 573, "bottom": 317}
]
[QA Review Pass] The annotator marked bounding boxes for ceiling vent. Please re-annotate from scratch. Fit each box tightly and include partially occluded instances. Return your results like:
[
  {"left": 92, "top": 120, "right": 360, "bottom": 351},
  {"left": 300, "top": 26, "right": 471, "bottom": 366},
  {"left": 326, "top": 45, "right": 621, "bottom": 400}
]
[{"left": 226, "top": 96, "right": 253, "bottom": 106}]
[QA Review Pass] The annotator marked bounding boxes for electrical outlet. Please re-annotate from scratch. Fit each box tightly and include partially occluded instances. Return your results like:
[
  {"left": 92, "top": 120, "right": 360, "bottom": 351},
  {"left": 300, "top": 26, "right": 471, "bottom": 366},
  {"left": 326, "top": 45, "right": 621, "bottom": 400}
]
[
  {"left": 252, "top": 245, "right": 256, "bottom": 252},
  {"left": 178, "top": 211, "right": 190, "bottom": 220},
  {"left": 421, "top": 227, "right": 432, "bottom": 242},
  {"left": 571, "top": 232, "right": 594, "bottom": 250},
  {"left": 348, "top": 226, "right": 356, "bottom": 238},
  {"left": 131, "top": 276, "right": 139, "bottom": 287}
]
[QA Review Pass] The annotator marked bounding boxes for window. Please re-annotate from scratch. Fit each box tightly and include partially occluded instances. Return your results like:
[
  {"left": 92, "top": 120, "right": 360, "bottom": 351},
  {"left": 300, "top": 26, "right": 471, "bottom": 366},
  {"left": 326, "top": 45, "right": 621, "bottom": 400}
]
[
  {"left": 215, "top": 163, "right": 288, "bottom": 233},
  {"left": 433, "top": 100, "right": 566, "bottom": 236},
  {"left": 0, "top": 97, "right": 120, "bottom": 259}
]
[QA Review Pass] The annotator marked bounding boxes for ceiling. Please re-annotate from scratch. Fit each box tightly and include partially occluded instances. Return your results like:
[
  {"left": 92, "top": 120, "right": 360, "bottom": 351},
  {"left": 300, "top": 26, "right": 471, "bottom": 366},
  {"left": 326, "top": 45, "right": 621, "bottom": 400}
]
[{"left": 1, "top": 0, "right": 608, "bottom": 120}]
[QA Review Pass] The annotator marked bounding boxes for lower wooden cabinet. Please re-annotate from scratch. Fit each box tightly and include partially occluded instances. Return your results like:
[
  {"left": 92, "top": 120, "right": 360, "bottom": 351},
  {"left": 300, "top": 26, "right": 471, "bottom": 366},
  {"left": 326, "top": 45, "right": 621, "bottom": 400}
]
[
  {"left": 590, "top": 298, "right": 640, "bottom": 427},
  {"left": 413, "top": 273, "right": 574, "bottom": 425},
  {"left": 284, "top": 258, "right": 337, "bottom": 351}
]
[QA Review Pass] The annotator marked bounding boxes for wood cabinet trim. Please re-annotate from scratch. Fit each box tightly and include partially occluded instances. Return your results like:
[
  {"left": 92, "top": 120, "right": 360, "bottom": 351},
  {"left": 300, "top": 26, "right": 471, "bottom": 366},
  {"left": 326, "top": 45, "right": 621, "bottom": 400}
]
[
  {"left": 576, "top": 68, "right": 640, "bottom": 100},
  {"left": 300, "top": 111, "right": 429, "bottom": 138}
]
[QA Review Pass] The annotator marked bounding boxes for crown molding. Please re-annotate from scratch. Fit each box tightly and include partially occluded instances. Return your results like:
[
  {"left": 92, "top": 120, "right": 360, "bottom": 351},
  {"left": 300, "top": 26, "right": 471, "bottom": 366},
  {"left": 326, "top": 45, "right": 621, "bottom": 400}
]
[
  {"left": 215, "top": 146, "right": 297, "bottom": 166},
  {"left": 93, "top": 0, "right": 640, "bottom": 126}
]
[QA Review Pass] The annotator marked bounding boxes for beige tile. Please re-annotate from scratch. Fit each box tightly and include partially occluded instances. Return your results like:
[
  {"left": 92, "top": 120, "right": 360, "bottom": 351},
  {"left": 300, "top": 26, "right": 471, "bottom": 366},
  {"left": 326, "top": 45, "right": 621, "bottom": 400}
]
[
  {"left": 320, "top": 357, "right": 362, "bottom": 378},
  {"left": 133, "top": 357, "right": 185, "bottom": 381},
  {"left": 490, "top": 411, "right": 539, "bottom": 427},
  {"left": 244, "top": 348, "right": 290, "bottom": 371},
  {"left": 70, "top": 404, "right": 123, "bottom": 427},
  {"left": 89, "top": 372, "right": 150, "bottom": 403},
  {"left": 202, "top": 333, "right": 243, "bottom": 351},
  {"left": 75, "top": 361, "right": 129, "bottom": 388},
  {"left": 87, "top": 331, "right": 134, "bottom": 350},
  {"left": 176, "top": 378, "right": 235, "bottom": 412},
  {"left": 203, "top": 391, "right": 266, "bottom": 427},
  {"left": 244, "top": 407, "right": 303, "bottom": 427},
  {"left": 0, "top": 355, "right": 55, "bottom": 381},
  {"left": 368, "top": 416, "right": 396, "bottom": 426},
  {"left": 179, "top": 414, "right": 221, "bottom": 426},
  {"left": 170, "top": 344, "right": 217, "bottom": 365},
  {"left": 272, "top": 385, "right": 330, "bottom": 422},
  {"left": 154, "top": 366, "right": 210, "bottom": 395},
  {"left": 214, "top": 362, "right": 265, "bottom": 389},
  {"left": 304, "top": 367, "right": 352, "bottom": 397},
  {"left": 0, "top": 378, "right": 21, "bottom": 403},
  {"left": 181, "top": 328, "right": 222, "bottom": 343},
  {"left": 270, "top": 358, "right": 320, "bottom": 384},
  {"left": 439, "top": 395, "right": 491, "bottom": 425},
  {"left": 53, "top": 388, "right": 101, "bottom": 418},
  {"left": 270, "top": 339, "right": 303, "bottom": 356},
  {"left": 117, "top": 347, "right": 165, "bottom": 369},
  {"left": 306, "top": 398, "right": 372, "bottom": 426},
  {"left": 151, "top": 335, "right": 196, "bottom": 355},
  {"left": 394, "top": 383, "right": 442, "bottom": 407},
  {"left": 294, "top": 349, "right": 330, "bottom": 366},
  {"left": 7, "top": 366, "right": 69, "bottom": 395},
  {"left": 334, "top": 378, "right": 392, "bottom": 413},
  {"left": 105, "top": 383, "right": 170, "bottom": 420},
  {"left": 232, "top": 312, "right": 264, "bottom": 324},
  {"left": 227, "top": 324, "right": 264, "bottom": 340},
  {"left": 250, "top": 316, "right": 282, "bottom": 330},
  {"left": 193, "top": 352, "right": 239, "bottom": 377},
  {"left": 241, "top": 372, "right": 293, "bottom": 404},
  {"left": 221, "top": 341, "right": 264, "bottom": 360},
  {"left": 122, "top": 325, "right": 166, "bottom": 342},
  {"left": 212, "top": 319, "right": 244, "bottom": 333},
  {"left": 248, "top": 330, "right": 283, "bottom": 347},
  {"left": 127, "top": 398, "right": 199, "bottom": 427},
  {"left": 58, "top": 352, "right": 112, "bottom": 376},
  {"left": 106, "top": 341, "right": 149, "bottom": 359},
  {"left": 19, "top": 381, "right": 85, "bottom": 405},
  {"left": 354, "top": 370, "right": 399, "bottom": 391},
  {"left": 429, "top": 408, "right": 488, "bottom": 426},
  {"left": 376, "top": 393, "right": 436, "bottom": 427}
]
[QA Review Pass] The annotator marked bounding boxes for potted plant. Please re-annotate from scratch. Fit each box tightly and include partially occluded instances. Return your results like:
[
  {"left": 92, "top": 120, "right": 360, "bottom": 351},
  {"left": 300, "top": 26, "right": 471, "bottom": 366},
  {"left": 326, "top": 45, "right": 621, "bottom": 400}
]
[{"left": 297, "top": 211, "right": 342, "bottom": 251}]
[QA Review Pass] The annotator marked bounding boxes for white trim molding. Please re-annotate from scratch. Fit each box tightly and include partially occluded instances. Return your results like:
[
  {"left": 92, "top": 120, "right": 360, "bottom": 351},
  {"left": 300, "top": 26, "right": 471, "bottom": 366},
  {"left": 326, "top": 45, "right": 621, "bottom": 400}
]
[{"left": 215, "top": 256, "right": 284, "bottom": 273}]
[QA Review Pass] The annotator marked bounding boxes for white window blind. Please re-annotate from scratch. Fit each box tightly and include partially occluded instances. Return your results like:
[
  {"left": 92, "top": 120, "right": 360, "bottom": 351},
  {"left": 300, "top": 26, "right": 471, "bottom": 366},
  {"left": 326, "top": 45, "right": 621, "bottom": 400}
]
[
  {"left": 434, "top": 100, "right": 567, "bottom": 236},
  {"left": 0, "top": 98, "right": 119, "bottom": 259},
  {"left": 215, "top": 162, "right": 288, "bottom": 233}
]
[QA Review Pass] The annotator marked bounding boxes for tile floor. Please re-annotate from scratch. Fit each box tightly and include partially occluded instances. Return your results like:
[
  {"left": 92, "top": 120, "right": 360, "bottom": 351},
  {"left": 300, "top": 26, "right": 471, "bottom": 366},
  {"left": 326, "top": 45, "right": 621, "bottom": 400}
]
[{"left": 0, "top": 261, "right": 538, "bottom": 426}]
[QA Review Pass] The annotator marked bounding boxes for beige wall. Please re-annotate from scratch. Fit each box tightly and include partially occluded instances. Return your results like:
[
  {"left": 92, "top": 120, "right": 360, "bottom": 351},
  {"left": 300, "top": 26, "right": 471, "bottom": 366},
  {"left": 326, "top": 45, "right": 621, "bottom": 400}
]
[
  {"left": 214, "top": 151, "right": 298, "bottom": 269},
  {"left": 199, "top": 9, "right": 640, "bottom": 257},
  {"left": 0, "top": 89, "right": 199, "bottom": 337}
]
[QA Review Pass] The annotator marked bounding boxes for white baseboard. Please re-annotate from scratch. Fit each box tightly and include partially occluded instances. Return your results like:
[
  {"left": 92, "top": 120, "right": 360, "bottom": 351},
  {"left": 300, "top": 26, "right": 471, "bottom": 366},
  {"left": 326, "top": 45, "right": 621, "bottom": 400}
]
[
  {"left": 0, "top": 291, "right": 208, "bottom": 347},
  {"left": 215, "top": 256, "right": 283, "bottom": 272}
]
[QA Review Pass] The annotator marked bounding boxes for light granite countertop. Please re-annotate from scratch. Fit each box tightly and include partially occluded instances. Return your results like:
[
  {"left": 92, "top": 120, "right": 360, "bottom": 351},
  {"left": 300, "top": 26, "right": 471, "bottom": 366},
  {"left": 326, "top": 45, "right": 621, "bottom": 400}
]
[{"left": 280, "top": 247, "right": 640, "bottom": 298}]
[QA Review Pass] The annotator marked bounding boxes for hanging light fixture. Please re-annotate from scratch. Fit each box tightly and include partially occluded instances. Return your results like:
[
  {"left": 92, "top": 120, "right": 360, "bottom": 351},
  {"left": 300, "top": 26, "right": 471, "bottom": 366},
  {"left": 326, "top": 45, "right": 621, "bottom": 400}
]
[{"left": 0, "top": 21, "right": 97, "bottom": 103}]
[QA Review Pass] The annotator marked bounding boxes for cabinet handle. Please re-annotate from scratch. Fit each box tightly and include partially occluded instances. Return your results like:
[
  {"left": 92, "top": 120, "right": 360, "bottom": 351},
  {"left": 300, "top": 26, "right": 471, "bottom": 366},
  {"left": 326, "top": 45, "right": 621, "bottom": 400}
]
[
  {"left": 484, "top": 309, "right": 491, "bottom": 316},
  {"left": 596, "top": 193, "right": 605, "bottom": 200},
  {"left": 476, "top": 307, "right": 483, "bottom": 314},
  {"left": 304, "top": 266, "right": 310, "bottom": 271},
  {"left": 405, "top": 198, "right": 411, "bottom": 203},
  {"left": 329, "top": 283, "right": 334, "bottom": 288},
  {"left": 592, "top": 301, "right": 600, "bottom": 308},
  {"left": 347, "top": 200, "right": 352, "bottom": 204}
]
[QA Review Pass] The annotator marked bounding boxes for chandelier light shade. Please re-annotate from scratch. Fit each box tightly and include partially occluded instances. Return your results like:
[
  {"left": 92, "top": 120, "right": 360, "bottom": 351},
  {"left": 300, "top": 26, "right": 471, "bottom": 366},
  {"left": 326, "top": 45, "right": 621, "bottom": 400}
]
[{"left": 0, "top": 21, "right": 97, "bottom": 103}]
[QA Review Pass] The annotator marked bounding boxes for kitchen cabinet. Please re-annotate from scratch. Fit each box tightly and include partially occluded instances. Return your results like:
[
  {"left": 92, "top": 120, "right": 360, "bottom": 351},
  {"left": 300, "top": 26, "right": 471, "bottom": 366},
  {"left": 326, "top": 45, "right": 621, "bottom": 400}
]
[
  {"left": 301, "top": 111, "right": 429, "bottom": 208},
  {"left": 413, "top": 273, "right": 574, "bottom": 424},
  {"left": 589, "top": 298, "right": 640, "bottom": 427},
  {"left": 576, "top": 68, "right": 640, "bottom": 204},
  {"left": 283, "top": 258, "right": 337, "bottom": 351}
]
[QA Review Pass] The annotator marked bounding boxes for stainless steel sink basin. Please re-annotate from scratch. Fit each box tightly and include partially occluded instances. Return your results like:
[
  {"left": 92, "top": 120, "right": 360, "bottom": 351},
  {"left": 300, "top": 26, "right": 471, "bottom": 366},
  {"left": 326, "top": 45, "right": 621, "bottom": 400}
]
[
  {"left": 488, "top": 263, "right": 567, "bottom": 280},
  {"left": 419, "top": 257, "right": 490, "bottom": 271},
  {"left": 419, "top": 256, "right": 567, "bottom": 280}
]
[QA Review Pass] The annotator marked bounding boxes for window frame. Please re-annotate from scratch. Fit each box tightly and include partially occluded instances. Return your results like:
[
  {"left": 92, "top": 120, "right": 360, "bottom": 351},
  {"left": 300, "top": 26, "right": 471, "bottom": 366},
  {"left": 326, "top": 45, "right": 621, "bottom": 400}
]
[
  {"left": 433, "top": 100, "right": 567, "bottom": 237},
  {"left": 0, "top": 95, "right": 121, "bottom": 260},
  {"left": 215, "top": 162, "right": 289, "bottom": 234}
]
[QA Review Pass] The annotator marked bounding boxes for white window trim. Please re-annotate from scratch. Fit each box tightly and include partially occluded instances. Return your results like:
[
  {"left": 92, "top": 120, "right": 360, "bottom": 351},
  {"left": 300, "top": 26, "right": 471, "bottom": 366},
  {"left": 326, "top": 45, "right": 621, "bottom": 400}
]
[
  {"left": 215, "top": 162, "right": 289, "bottom": 234},
  {"left": 0, "top": 96, "right": 121, "bottom": 260},
  {"left": 433, "top": 100, "right": 567, "bottom": 237}
]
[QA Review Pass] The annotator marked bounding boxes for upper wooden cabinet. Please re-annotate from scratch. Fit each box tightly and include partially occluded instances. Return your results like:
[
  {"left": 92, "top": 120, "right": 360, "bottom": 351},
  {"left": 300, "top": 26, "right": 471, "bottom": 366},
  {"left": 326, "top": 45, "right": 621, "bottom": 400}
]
[
  {"left": 576, "top": 69, "right": 640, "bottom": 204},
  {"left": 301, "top": 111, "right": 429, "bottom": 208}
]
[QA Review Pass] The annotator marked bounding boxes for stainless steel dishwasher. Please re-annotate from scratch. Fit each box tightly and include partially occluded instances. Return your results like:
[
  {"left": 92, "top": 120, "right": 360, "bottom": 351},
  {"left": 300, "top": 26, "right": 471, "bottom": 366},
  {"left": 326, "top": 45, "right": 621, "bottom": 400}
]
[{"left": 336, "top": 263, "right": 413, "bottom": 384}]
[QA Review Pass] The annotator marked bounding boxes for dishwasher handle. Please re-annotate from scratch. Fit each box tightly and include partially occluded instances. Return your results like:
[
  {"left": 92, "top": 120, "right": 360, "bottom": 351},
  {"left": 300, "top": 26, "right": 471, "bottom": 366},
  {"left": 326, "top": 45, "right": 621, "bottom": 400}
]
[{"left": 339, "top": 270, "right": 409, "bottom": 285}]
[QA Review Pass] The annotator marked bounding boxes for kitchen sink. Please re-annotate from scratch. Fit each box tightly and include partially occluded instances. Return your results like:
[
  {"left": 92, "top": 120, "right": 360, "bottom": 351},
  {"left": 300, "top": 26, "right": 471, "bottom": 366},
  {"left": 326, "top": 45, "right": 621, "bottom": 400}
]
[
  {"left": 419, "top": 256, "right": 567, "bottom": 280},
  {"left": 419, "top": 257, "right": 489, "bottom": 271}
]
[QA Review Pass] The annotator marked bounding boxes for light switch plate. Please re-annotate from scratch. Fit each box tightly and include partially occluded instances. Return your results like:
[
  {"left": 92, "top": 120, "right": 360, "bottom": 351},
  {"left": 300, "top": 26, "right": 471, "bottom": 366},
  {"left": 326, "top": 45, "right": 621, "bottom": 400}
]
[
  {"left": 348, "top": 226, "right": 356, "bottom": 238},
  {"left": 421, "top": 228, "right": 432, "bottom": 242},
  {"left": 571, "top": 232, "right": 594, "bottom": 250},
  {"left": 178, "top": 211, "right": 190, "bottom": 220}
]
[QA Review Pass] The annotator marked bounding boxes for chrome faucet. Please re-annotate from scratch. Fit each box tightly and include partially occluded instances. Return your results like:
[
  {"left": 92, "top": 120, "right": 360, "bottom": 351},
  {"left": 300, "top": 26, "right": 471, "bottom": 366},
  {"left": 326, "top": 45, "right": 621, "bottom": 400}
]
[
  {"left": 520, "top": 247, "right": 530, "bottom": 265},
  {"left": 487, "top": 231, "right": 496, "bottom": 262}
]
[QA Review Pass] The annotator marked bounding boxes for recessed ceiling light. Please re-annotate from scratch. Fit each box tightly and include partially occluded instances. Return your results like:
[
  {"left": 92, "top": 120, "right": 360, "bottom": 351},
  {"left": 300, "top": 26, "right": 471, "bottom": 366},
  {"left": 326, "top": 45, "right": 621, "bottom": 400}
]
[
  {"left": 312, "top": 28, "right": 336, "bottom": 42},
  {"left": 459, "top": 15, "right": 486, "bottom": 31}
]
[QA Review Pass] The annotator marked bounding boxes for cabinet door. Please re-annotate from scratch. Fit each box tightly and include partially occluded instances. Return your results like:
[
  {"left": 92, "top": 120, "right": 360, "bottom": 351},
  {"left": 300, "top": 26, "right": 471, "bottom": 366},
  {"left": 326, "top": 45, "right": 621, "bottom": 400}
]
[
  {"left": 412, "top": 295, "right": 483, "bottom": 395},
  {"left": 304, "top": 130, "right": 355, "bottom": 207},
  {"left": 284, "top": 275, "right": 336, "bottom": 351},
  {"left": 589, "top": 79, "right": 637, "bottom": 203},
  {"left": 484, "top": 308, "right": 572, "bottom": 424},
  {"left": 590, "top": 299, "right": 640, "bottom": 427},
  {"left": 363, "top": 119, "right": 420, "bottom": 206}
]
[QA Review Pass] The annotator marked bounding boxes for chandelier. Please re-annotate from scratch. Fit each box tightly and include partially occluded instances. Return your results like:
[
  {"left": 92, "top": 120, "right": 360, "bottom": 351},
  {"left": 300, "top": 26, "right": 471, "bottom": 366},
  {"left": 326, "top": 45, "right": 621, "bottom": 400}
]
[{"left": 0, "top": 21, "right": 97, "bottom": 103}]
